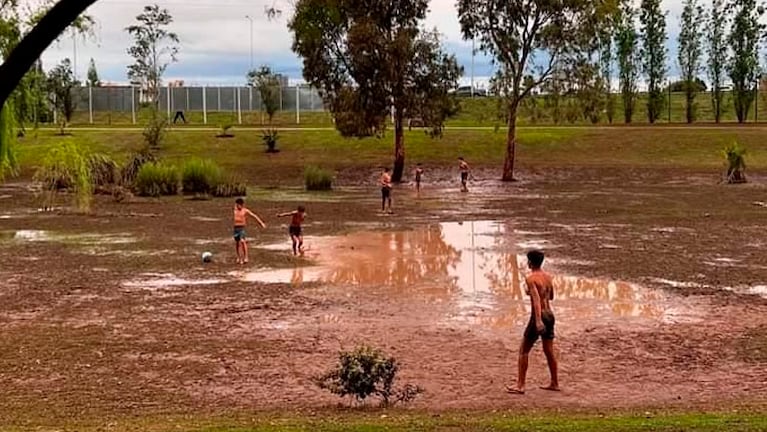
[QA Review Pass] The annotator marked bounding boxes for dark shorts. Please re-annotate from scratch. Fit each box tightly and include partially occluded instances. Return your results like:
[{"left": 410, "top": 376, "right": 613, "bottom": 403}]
[
  {"left": 524, "top": 311, "right": 555, "bottom": 342},
  {"left": 233, "top": 226, "right": 246, "bottom": 242},
  {"left": 381, "top": 187, "right": 391, "bottom": 198},
  {"left": 415, "top": 175, "right": 422, "bottom": 183},
  {"left": 461, "top": 172, "right": 468, "bottom": 182},
  {"left": 289, "top": 225, "right": 302, "bottom": 237}
]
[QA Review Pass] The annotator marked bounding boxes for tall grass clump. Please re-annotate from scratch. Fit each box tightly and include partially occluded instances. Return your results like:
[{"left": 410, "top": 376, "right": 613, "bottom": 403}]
[
  {"left": 0, "top": 103, "right": 18, "bottom": 182},
  {"left": 723, "top": 141, "right": 747, "bottom": 184},
  {"left": 88, "top": 153, "right": 118, "bottom": 191},
  {"left": 212, "top": 175, "right": 247, "bottom": 197},
  {"left": 181, "top": 158, "right": 222, "bottom": 195},
  {"left": 304, "top": 165, "right": 333, "bottom": 191},
  {"left": 135, "top": 162, "right": 180, "bottom": 197},
  {"left": 121, "top": 149, "right": 156, "bottom": 186},
  {"left": 34, "top": 140, "right": 92, "bottom": 212}
]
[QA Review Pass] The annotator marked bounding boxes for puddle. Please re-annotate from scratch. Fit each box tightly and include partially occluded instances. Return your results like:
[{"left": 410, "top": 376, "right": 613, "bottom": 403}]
[
  {"left": 123, "top": 273, "right": 225, "bottom": 290},
  {"left": 190, "top": 216, "right": 221, "bottom": 222},
  {"left": 1, "top": 230, "right": 136, "bottom": 245},
  {"left": 234, "top": 221, "right": 680, "bottom": 329}
]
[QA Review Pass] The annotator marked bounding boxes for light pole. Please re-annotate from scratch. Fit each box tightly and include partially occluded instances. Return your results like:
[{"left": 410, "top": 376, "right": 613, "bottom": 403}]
[
  {"left": 470, "top": 38, "right": 475, "bottom": 98},
  {"left": 245, "top": 15, "right": 254, "bottom": 71}
]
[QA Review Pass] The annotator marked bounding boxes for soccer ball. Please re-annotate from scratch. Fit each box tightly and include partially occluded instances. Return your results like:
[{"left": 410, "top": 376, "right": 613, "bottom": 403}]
[{"left": 201, "top": 251, "right": 213, "bottom": 263}]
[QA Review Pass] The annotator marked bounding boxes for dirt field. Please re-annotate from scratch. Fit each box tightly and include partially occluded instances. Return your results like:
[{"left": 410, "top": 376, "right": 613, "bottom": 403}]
[{"left": 1, "top": 165, "right": 767, "bottom": 428}]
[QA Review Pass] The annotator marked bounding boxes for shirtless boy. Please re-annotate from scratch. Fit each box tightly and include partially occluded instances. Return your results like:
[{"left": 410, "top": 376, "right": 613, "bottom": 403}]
[
  {"left": 458, "top": 157, "right": 470, "bottom": 192},
  {"left": 277, "top": 205, "right": 307, "bottom": 256},
  {"left": 380, "top": 167, "right": 393, "bottom": 213},
  {"left": 414, "top": 163, "right": 424, "bottom": 192},
  {"left": 232, "top": 198, "right": 267, "bottom": 265},
  {"left": 506, "top": 250, "right": 560, "bottom": 394}
]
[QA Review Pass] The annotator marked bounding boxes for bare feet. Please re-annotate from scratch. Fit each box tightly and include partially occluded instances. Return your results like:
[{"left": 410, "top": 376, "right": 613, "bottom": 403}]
[
  {"left": 505, "top": 385, "right": 525, "bottom": 395},
  {"left": 540, "top": 385, "right": 561, "bottom": 392}
]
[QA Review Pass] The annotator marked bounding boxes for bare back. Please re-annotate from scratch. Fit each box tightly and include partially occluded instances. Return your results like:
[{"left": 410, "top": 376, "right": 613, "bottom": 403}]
[{"left": 525, "top": 271, "right": 554, "bottom": 313}]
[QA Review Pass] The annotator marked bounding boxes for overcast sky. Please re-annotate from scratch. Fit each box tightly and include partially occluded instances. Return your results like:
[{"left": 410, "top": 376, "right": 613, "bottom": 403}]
[{"left": 36, "top": 0, "right": 687, "bottom": 86}]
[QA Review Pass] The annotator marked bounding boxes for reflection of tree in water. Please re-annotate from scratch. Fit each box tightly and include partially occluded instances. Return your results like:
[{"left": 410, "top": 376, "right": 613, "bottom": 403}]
[{"left": 320, "top": 225, "right": 462, "bottom": 299}]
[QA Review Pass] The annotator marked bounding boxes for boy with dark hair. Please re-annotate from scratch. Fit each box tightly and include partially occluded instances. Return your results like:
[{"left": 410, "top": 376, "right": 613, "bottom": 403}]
[
  {"left": 506, "top": 250, "right": 560, "bottom": 394},
  {"left": 414, "top": 163, "right": 424, "bottom": 192},
  {"left": 380, "top": 167, "right": 393, "bottom": 213},
  {"left": 458, "top": 157, "right": 470, "bottom": 192},
  {"left": 277, "top": 205, "right": 307, "bottom": 256},
  {"left": 233, "top": 198, "right": 267, "bottom": 265}
]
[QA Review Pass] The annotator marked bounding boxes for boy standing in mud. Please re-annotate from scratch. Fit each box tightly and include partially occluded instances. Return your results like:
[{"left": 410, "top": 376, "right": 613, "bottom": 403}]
[
  {"left": 380, "top": 167, "right": 393, "bottom": 213},
  {"left": 414, "top": 163, "right": 424, "bottom": 192},
  {"left": 233, "top": 198, "right": 267, "bottom": 265},
  {"left": 277, "top": 205, "right": 307, "bottom": 256},
  {"left": 507, "top": 250, "right": 560, "bottom": 394},
  {"left": 458, "top": 157, "right": 470, "bottom": 192}
]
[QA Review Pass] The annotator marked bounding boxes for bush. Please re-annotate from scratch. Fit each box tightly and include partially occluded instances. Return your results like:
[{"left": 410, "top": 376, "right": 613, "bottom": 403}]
[
  {"left": 143, "top": 111, "right": 167, "bottom": 150},
  {"left": 181, "top": 158, "right": 222, "bottom": 195},
  {"left": 88, "top": 153, "right": 118, "bottom": 190},
  {"left": 723, "top": 141, "right": 747, "bottom": 184},
  {"left": 262, "top": 129, "right": 279, "bottom": 152},
  {"left": 134, "top": 162, "right": 180, "bottom": 197},
  {"left": 316, "top": 346, "right": 423, "bottom": 407},
  {"left": 121, "top": 149, "right": 156, "bottom": 186},
  {"left": 34, "top": 141, "right": 92, "bottom": 212},
  {"left": 212, "top": 175, "right": 247, "bottom": 197},
  {"left": 304, "top": 165, "right": 333, "bottom": 191},
  {"left": 216, "top": 124, "right": 234, "bottom": 138}
]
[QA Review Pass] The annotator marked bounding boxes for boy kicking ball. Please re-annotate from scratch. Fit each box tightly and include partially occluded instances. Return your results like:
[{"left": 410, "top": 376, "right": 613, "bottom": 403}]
[
  {"left": 277, "top": 205, "right": 307, "bottom": 256},
  {"left": 233, "top": 198, "right": 266, "bottom": 265}
]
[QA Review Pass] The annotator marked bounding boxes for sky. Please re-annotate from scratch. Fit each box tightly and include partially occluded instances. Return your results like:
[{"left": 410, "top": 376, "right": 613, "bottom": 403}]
[{"left": 35, "top": 0, "right": 688, "bottom": 87}]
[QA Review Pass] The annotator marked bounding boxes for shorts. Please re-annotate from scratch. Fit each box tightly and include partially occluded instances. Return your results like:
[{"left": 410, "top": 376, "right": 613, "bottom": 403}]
[
  {"left": 415, "top": 175, "right": 422, "bottom": 183},
  {"left": 233, "top": 226, "right": 246, "bottom": 242},
  {"left": 289, "top": 225, "right": 302, "bottom": 237},
  {"left": 461, "top": 172, "right": 469, "bottom": 182},
  {"left": 381, "top": 187, "right": 391, "bottom": 198},
  {"left": 523, "top": 311, "right": 555, "bottom": 342}
]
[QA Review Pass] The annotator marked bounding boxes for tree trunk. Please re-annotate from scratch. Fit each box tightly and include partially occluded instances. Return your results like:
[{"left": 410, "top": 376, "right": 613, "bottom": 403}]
[
  {"left": 391, "top": 112, "right": 405, "bottom": 182},
  {"left": 0, "top": 0, "right": 98, "bottom": 109},
  {"left": 685, "top": 87, "right": 694, "bottom": 124},
  {"left": 502, "top": 105, "right": 518, "bottom": 182}
]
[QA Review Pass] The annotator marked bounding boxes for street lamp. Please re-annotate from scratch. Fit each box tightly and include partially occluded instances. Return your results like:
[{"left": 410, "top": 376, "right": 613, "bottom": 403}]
[
  {"left": 470, "top": 38, "right": 475, "bottom": 98},
  {"left": 245, "top": 15, "right": 254, "bottom": 71}
]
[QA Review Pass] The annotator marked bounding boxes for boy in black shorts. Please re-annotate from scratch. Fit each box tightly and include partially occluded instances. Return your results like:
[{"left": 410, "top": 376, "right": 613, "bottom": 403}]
[
  {"left": 278, "top": 205, "right": 307, "bottom": 255},
  {"left": 380, "top": 167, "right": 393, "bottom": 213}
]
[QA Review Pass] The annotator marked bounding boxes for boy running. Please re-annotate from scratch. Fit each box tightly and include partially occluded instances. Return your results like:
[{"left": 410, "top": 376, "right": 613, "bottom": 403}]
[
  {"left": 277, "top": 205, "right": 307, "bottom": 256},
  {"left": 380, "top": 167, "right": 393, "bottom": 213},
  {"left": 414, "top": 163, "right": 424, "bottom": 192},
  {"left": 233, "top": 198, "right": 267, "bottom": 265},
  {"left": 458, "top": 157, "right": 470, "bottom": 192},
  {"left": 506, "top": 250, "right": 560, "bottom": 395}
]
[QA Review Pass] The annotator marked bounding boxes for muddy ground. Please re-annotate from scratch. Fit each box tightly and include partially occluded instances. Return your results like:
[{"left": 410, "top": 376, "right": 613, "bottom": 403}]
[{"left": 1, "top": 166, "right": 767, "bottom": 427}]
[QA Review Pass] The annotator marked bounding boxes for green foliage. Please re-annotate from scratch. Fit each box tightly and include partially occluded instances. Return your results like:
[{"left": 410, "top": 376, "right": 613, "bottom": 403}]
[
  {"left": 121, "top": 149, "right": 156, "bottom": 186},
  {"left": 639, "top": 0, "right": 667, "bottom": 123},
  {"left": 212, "top": 175, "right": 247, "bottom": 197},
  {"left": 216, "top": 124, "right": 234, "bottom": 138},
  {"left": 262, "top": 129, "right": 279, "bottom": 152},
  {"left": 181, "top": 158, "right": 222, "bottom": 194},
  {"left": 126, "top": 4, "right": 180, "bottom": 105},
  {"left": 87, "top": 58, "right": 101, "bottom": 87},
  {"left": 708, "top": 0, "right": 728, "bottom": 123},
  {"left": 616, "top": 2, "right": 640, "bottom": 124},
  {"left": 727, "top": 0, "right": 764, "bottom": 123},
  {"left": 304, "top": 165, "right": 333, "bottom": 191},
  {"left": 34, "top": 141, "right": 92, "bottom": 212},
  {"left": 143, "top": 110, "right": 167, "bottom": 150},
  {"left": 88, "top": 153, "right": 118, "bottom": 189},
  {"left": 134, "top": 162, "right": 180, "bottom": 196},
  {"left": 0, "top": 102, "right": 18, "bottom": 182},
  {"left": 678, "top": 0, "right": 705, "bottom": 123},
  {"left": 47, "top": 58, "right": 79, "bottom": 134},
  {"left": 247, "top": 66, "right": 281, "bottom": 124},
  {"left": 723, "top": 141, "right": 747, "bottom": 183},
  {"left": 315, "top": 346, "right": 423, "bottom": 406}
]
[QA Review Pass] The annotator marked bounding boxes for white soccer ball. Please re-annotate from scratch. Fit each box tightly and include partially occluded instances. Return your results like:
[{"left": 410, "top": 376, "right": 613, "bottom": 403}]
[{"left": 201, "top": 251, "right": 213, "bottom": 263}]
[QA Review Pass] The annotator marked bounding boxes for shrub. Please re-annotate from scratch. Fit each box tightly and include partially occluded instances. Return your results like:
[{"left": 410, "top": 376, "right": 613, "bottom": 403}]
[
  {"left": 212, "top": 175, "right": 247, "bottom": 197},
  {"left": 723, "top": 141, "right": 747, "bottom": 184},
  {"left": 181, "top": 158, "right": 222, "bottom": 195},
  {"left": 134, "top": 162, "right": 180, "bottom": 197},
  {"left": 316, "top": 346, "right": 423, "bottom": 407},
  {"left": 121, "top": 149, "right": 155, "bottom": 186},
  {"left": 304, "top": 165, "right": 333, "bottom": 191},
  {"left": 88, "top": 153, "right": 118, "bottom": 190},
  {"left": 34, "top": 141, "right": 92, "bottom": 212},
  {"left": 262, "top": 129, "right": 279, "bottom": 152},
  {"left": 143, "top": 111, "right": 167, "bottom": 150},
  {"left": 216, "top": 124, "right": 234, "bottom": 138}
]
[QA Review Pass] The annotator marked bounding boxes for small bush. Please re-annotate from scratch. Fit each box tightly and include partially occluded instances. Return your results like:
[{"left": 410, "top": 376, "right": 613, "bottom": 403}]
[
  {"left": 181, "top": 158, "right": 222, "bottom": 195},
  {"left": 34, "top": 141, "right": 92, "bottom": 212},
  {"left": 88, "top": 153, "right": 118, "bottom": 190},
  {"left": 316, "top": 346, "right": 423, "bottom": 407},
  {"left": 134, "top": 162, "right": 180, "bottom": 197},
  {"left": 216, "top": 124, "right": 234, "bottom": 138},
  {"left": 212, "top": 175, "right": 247, "bottom": 197},
  {"left": 723, "top": 141, "right": 747, "bottom": 184},
  {"left": 143, "top": 112, "right": 167, "bottom": 150},
  {"left": 121, "top": 149, "right": 156, "bottom": 186},
  {"left": 262, "top": 129, "right": 279, "bottom": 152},
  {"left": 304, "top": 165, "right": 333, "bottom": 191}
]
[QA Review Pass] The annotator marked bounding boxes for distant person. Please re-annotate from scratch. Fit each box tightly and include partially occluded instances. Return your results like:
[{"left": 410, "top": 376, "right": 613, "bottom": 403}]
[
  {"left": 173, "top": 110, "right": 186, "bottom": 124},
  {"left": 458, "top": 157, "right": 470, "bottom": 192},
  {"left": 233, "top": 198, "right": 266, "bottom": 265},
  {"left": 414, "top": 163, "right": 424, "bottom": 192},
  {"left": 506, "top": 250, "right": 560, "bottom": 395},
  {"left": 277, "top": 205, "right": 307, "bottom": 256},
  {"left": 380, "top": 167, "right": 393, "bottom": 213}
]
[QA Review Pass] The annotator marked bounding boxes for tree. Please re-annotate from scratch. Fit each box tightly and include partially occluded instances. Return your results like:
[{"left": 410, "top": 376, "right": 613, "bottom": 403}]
[
  {"left": 615, "top": 1, "right": 640, "bottom": 124},
  {"left": 727, "top": 0, "right": 763, "bottom": 123},
  {"left": 458, "top": 0, "right": 608, "bottom": 180},
  {"left": 599, "top": 20, "right": 615, "bottom": 124},
  {"left": 707, "top": 0, "right": 728, "bottom": 123},
  {"left": 247, "top": 66, "right": 280, "bottom": 124},
  {"left": 639, "top": 0, "right": 667, "bottom": 123},
  {"left": 126, "top": 4, "right": 179, "bottom": 107},
  {"left": 87, "top": 57, "right": 100, "bottom": 87},
  {"left": 677, "top": 0, "right": 705, "bottom": 124},
  {"left": 47, "top": 58, "right": 79, "bottom": 134},
  {"left": 290, "top": 0, "right": 462, "bottom": 182}
]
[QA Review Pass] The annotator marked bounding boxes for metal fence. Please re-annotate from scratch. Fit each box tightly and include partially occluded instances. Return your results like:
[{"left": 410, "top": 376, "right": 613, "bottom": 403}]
[{"left": 63, "top": 85, "right": 327, "bottom": 125}]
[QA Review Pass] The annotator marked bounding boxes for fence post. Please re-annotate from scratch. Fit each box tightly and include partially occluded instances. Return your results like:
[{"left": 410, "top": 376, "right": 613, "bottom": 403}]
[
  {"left": 296, "top": 85, "right": 300, "bottom": 124},
  {"left": 279, "top": 85, "right": 284, "bottom": 111},
  {"left": 53, "top": 93, "right": 57, "bottom": 125},
  {"left": 131, "top": 86, "right": 136, "bottom": 125},
  {"left": 237, "top": 87, "right": 242, "bottom": 124},
  {"left": 186, "top": 87, "right": 190, "bottom": 113},
  {"left": 88, "top": 85, "right": 93, "bottom": 124},
  {"left": 248, "top": 86, "right": 253, "bottom": 113},
  {"left": 755, "top": 80, "right": 759, "bottom": 123},
  {"left": 202, "top": 86, "right": 207, "bottom": 124},
  {"left": 217, "top": 86, "right": 221, "bottom": 112},
  {"left": 668, "top": 80, "right": 671, "bottom": 123},
  {"left": 167, "top": 84, "right": 171, "bottom": 121}
]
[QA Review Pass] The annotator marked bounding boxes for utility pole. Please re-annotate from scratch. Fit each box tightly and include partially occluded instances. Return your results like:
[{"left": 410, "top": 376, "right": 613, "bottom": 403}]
[{"left": 245, "top": 15, "right": 254, "bottom": 71}]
